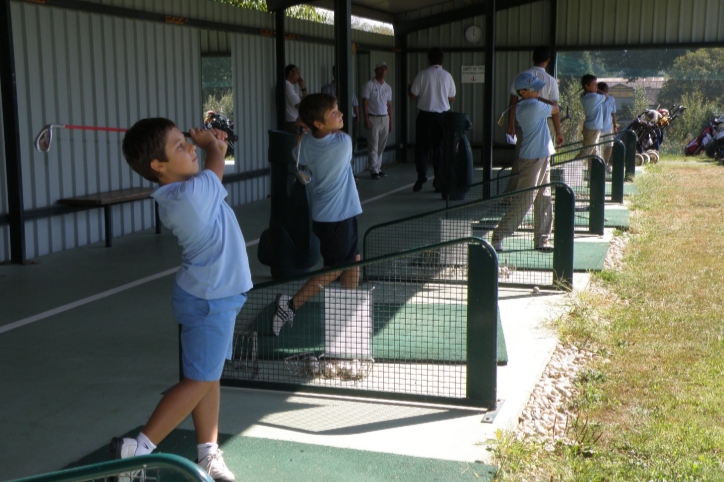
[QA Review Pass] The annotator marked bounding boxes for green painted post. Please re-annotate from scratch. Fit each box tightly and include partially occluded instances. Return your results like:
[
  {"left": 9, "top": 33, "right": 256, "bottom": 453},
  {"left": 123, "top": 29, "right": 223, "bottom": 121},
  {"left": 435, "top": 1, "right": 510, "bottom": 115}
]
[
  {"left": 466, "top": 242, "right": 498, "bottom": 409},
  {"left": 620, "top": 130, "right": 637, "bottom": 180},
  {"left": 589, "top": 156, "right": 606, "bottom": 235},
  {"left": 552, "top": 184, "right": 575, "bottom": 289},
  {"left": 610, "top": 141, "right": 625, "bottom": 203}
]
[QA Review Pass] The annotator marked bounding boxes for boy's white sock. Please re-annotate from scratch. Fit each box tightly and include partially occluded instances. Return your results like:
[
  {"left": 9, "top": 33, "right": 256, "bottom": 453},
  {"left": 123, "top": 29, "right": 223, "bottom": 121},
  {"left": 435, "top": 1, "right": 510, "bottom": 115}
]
[
  {"left": 198, "top": 442, "right": 219, "bottom": 461},
  {"left": 135, "top": 432, "right": 156, "bottom": 456}
]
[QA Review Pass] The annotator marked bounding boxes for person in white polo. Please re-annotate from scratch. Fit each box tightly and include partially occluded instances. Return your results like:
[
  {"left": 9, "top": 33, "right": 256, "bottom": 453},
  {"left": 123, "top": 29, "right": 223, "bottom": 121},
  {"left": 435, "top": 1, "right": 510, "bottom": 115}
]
[
  {"left": 362, "top": 61, "right": 393, "bottom": 180},
  {"left": 408, "top": 47, "right": 456, "bottom": 192},
  {"left": 285, "top": 64, "right": 307, "bottom": 133}
]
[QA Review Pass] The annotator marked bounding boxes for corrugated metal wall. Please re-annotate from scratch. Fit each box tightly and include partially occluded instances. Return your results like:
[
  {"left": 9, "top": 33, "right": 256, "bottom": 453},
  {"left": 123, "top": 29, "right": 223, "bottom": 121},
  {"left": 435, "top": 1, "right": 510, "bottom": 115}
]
[
  {"left": 9, "top": 1, "right": 200, "bottom": 259},
  {"left": 0, "top": 0, "right": 395, "bottom": 262},
  {"left": 557, "top": 0, "right": 724, "bottom": 47},
  {"left": 406, "top": 2, "right": 548, "bottom": 145}
]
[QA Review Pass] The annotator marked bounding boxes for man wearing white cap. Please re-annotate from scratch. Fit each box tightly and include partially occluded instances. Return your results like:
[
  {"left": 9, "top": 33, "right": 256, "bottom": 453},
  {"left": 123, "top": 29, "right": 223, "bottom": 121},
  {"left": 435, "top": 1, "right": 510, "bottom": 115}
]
[
  {"left": 361, "top": 61, "right": 393, "bottom": 179},
  {"left": 408, "top": 47, "right": 456, "bottom": 192}
]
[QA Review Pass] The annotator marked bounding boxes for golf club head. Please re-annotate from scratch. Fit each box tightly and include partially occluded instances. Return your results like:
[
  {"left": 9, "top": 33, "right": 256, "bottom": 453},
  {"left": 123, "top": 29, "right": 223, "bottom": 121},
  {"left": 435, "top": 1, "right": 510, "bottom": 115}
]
[
  {"left": 34, "top": 125, "right": 54, "bottom": 153},
  {"left": 294, "top": 170, "right": 312, "bottom": 185},
  {"left": 497, "top": 114, "right": 506, "bottom": 127}
]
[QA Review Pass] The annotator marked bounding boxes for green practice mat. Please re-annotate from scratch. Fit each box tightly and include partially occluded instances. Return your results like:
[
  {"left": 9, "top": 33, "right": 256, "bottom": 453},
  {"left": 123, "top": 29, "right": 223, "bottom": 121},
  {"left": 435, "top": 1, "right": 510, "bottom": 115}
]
[
  {"left": 494, "top": 238, "right": 609, "bottom": 272},
  {"left": 624, "top": 183, "right": 639, "bottom": 195},
  {"left": 252, "top": 302, "right": 507, "bottom": 365},
  {"left": 68, "top": 428, "right": 496, "bottom": 482},
  {"left": 573, "top": 206, "right": 630, "bottom": 229}
]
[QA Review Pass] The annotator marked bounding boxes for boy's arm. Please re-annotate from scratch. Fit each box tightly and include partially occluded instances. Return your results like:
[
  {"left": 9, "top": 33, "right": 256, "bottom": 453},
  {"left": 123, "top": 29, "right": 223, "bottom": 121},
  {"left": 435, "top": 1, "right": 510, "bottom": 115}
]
[
  {"left": 189, "top": 128, "right": 228, "bottom": 182},
  {"left": 536, "top": 97, "right": 560, "bottom": 115}
]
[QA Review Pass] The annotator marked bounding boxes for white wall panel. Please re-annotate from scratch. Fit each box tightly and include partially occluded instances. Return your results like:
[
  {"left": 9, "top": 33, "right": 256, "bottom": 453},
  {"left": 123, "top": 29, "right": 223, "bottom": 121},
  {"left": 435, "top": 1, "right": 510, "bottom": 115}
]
[
  {"left": 11, "top": 2, "right": 200, "bottom": 258},
  {"left": 557, "top": 0, "right": 724, "bottom": 47}
]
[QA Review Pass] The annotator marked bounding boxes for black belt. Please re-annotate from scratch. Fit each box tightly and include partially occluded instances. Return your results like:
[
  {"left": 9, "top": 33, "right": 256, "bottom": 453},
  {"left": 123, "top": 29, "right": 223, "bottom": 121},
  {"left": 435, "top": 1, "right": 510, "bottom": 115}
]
[{"left": 369, "top": 114, "right": 388, "bottom": 117}]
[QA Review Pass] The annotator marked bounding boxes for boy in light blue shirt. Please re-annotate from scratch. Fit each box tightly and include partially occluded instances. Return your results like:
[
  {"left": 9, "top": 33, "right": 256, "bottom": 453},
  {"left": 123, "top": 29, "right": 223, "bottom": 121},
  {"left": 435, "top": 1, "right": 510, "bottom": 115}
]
[
  {"left": 492, "top": 71, "right": 559, "bottom": 253},
  {"left": 598, "top": 82, "right": 618, "bottom": 171},
  {"left": 272, "top": 93, "right": 363, "bottom": 335},
  {"left": 112, "top": 118, "right": 251, "bottom": 482},
  {"left": 577, "top": 74, "right": 608, "bottom": 159}
]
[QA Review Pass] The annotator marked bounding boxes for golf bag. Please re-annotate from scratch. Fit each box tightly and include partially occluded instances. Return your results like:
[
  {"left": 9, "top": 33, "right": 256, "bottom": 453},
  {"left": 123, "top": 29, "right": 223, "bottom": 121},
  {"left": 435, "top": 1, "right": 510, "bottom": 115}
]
[
  {"left": 204, "top": 110, "right": 235, "bottom": 156},
  {"left": 623, "top": 105, "right": 685, "bottom": 164},
  {"left": 435, "top": 112, "right": 474, "bottom": 201},
  {"left": 684, "top": 116, "right": 724, "bottom": 157}
]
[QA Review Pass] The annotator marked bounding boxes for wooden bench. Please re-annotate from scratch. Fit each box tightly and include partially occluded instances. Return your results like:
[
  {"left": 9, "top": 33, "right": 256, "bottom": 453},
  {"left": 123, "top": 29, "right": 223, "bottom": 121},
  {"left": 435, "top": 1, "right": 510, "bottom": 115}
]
[{"left": 58, "top": 187, "right": 161, "bottom": 247}]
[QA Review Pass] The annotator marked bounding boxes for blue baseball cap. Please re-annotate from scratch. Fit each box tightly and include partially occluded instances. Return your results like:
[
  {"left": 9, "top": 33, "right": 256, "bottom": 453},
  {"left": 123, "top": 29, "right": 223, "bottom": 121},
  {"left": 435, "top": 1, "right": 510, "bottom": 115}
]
[{"left": 514, "top": 72, "right": 546, "bottom": 92}]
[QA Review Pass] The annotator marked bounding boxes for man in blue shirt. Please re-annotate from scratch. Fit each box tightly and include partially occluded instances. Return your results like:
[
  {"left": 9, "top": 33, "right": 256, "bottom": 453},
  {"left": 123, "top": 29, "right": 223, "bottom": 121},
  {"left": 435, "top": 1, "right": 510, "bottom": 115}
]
[{"left": 492, "top": 72, "right": 559, "bottom": 253}]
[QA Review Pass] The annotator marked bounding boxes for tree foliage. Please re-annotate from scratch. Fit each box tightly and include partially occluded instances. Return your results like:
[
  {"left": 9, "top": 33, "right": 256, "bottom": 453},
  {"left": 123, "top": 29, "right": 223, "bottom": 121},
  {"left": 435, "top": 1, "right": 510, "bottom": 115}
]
[
  {"left": 211, "top": 0, "right": 329, "bottom": 22},
  {"left": 658, "top": 48, "right": 724, "bottom": 107}
]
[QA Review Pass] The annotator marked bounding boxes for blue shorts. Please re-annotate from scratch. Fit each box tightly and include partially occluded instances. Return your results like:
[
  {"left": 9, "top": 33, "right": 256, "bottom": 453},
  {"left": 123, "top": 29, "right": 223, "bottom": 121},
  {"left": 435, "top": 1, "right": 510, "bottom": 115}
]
[
  {"left": 312, "top": 217, "right": 359, "bottom": 267},
  {"left": 171, "top": 283, "right": 247, "bottom": 382}
]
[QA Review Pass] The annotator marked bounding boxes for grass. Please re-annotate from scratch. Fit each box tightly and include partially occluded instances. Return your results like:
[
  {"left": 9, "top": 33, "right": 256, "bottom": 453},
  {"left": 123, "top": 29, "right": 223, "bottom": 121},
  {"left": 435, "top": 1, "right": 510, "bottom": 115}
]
[{"left": 492, "top": 160, "right": 724, "bottom": 480}]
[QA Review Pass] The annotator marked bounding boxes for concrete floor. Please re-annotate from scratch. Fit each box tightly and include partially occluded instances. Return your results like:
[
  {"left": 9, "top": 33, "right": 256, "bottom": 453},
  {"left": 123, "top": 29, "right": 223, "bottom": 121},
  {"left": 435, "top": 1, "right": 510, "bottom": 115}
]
[{"left": 0, "top": 162, "right": 600, "bottom": 481}]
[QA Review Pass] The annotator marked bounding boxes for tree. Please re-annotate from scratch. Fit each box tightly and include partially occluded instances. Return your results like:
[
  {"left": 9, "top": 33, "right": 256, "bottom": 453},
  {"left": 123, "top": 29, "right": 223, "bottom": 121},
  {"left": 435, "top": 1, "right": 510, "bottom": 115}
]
[
  {"left": 211, "top": 0, "right": 329, "bottom": 22},
  {"left": 657, "top": 48, "right": 724, "bottom": 107},
  {"left": 621, "top": 85, "right": 649, "bottom": 124}
]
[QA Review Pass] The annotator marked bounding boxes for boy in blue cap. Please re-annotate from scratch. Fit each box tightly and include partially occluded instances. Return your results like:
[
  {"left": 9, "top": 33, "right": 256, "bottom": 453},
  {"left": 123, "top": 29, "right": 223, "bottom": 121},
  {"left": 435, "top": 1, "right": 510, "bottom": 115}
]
[
  {"left": 112, "top": 119, "right": 252, "bottom": 482},
  {"left": 492, "top": 71, "right": 559, "bottom": 253}
]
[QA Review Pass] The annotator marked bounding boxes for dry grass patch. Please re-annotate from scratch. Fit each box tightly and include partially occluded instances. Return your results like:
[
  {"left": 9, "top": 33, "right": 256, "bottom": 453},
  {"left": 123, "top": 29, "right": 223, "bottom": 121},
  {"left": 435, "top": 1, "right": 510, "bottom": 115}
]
[{"left": 493, "top": 161, "right": 724, "bottom": 480}]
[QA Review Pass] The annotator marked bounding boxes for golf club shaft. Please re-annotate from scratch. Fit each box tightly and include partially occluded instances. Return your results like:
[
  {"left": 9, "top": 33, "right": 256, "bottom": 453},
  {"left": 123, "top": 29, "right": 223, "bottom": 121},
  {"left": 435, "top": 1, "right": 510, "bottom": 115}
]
[{"left": 54, "top": 124, "right": 238, "bottom": 142}]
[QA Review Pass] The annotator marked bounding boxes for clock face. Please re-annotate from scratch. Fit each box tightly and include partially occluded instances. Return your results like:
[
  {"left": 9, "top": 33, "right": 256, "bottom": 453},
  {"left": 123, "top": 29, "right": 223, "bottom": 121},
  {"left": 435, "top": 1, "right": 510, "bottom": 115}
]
[{"left": 465, "top": 25, "right": 482, "bottom": 43}]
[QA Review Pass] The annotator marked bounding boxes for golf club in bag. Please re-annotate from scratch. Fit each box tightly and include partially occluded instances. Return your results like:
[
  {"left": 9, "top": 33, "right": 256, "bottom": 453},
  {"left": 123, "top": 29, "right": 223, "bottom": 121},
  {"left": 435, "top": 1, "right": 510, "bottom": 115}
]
[{"left": 34, "top": 124, "right": 238, "bottom": 154}]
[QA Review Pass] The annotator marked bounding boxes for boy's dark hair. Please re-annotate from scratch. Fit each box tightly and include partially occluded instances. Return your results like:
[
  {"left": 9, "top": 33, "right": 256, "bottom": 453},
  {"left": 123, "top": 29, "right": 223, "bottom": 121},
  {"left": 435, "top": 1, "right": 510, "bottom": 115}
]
[
  {"left": 532, "top": 46, "right": 551, "bottom": 65},
  {"left": 285, "top": 64, "right": 298, "bottom": 78},
  {"left": 299, "top": 93, "right": 337, "bottom": 132},
  {"left": 122, "top": 118, "right": 176, "bottom": 183},
  {"left": 597, "top": 81, "right": 609, "bottom": 92},
  {"left": 581, "top": 74, "right": 597, "bottom": 89},
  {"left": 427, "top": 47, "right": 444, "bottom": 65}
]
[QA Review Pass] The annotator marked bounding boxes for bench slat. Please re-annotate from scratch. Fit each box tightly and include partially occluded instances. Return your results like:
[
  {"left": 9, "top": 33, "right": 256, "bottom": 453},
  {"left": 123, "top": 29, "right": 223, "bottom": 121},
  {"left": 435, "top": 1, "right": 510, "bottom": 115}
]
[{"left": 58, "top": 187, "right": 154, "bottom": 206}]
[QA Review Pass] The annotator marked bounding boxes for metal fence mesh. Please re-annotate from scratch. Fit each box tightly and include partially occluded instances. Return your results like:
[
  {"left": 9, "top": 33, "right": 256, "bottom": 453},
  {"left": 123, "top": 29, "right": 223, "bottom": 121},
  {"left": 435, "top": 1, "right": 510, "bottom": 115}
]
[
  {"left": 364, "top": 183, "right": 575, "bottom": 289},
  {"left": 222, "top": 239, "right": 498, "bottom": 408}
]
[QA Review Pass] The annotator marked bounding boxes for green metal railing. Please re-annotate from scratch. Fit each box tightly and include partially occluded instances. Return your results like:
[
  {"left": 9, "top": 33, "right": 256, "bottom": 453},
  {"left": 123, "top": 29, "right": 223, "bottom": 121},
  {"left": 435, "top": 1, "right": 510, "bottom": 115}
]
[
  {"left": 221, "top": 238, "right": 499, "bottom": 409},
  {"left": 12, "top": 454, "right": 213, "bottom": 482},
  {"left": 462, "top": 155, "right": 606, "bottom": 235},
  {"left": 365, "top": 182, "right": 575, "bottom": 289},
  {"left": 552, "top": 139, "right": 625, "bottom": 203}
]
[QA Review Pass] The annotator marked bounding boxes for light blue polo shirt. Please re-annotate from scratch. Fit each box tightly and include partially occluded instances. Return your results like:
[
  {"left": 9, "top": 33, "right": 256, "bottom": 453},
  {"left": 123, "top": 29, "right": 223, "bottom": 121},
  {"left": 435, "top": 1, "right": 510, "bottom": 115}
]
[
  {"left": 151, "top": 170, "right": 253, "bottom": 300},
  {"left": 581, "top": 92, "right": 606, "bottom": 130},
  {"left": 516, "top": 99, "right": 554, "bottom": 159},
  {"left": 601, "top": 96, "right": 617, "bottom": 131},
  {"left": 298, "top": 131, "right": 362, "bottom": 222}
]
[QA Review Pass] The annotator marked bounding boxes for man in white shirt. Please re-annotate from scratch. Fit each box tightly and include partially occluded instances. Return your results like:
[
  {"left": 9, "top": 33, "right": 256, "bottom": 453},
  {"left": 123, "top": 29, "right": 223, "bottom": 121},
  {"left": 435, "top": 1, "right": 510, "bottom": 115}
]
[
  {"left": 285, "top": 64, "right": 307, "bottom": 133},
  {"left": 362, "top": 61, "right": 393, "bottom": 180},
  {"left": 408, "top": 48, "right": 456, "bottom": 192}
]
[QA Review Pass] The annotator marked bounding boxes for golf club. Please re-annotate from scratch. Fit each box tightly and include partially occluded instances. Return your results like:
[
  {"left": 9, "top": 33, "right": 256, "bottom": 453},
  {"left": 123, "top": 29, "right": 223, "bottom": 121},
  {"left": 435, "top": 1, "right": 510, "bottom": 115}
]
[
  {"left": 497, "top": 106, "right": 515, "bottom": 126},
  {"left": 292, "top": 134, "right": 312, "bottom": 185},
  {"left": 560, "top": 106, "right": 571, "bottom": 123},
  {"left": 34, "top": 124, "right": 237, "bottom": 154}
]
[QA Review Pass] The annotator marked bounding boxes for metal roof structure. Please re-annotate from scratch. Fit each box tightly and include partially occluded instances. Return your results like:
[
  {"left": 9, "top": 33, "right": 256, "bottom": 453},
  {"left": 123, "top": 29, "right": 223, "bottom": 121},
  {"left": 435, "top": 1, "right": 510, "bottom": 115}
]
[{"left": 2, "top": 0, "right": 724, "bottom": 263}]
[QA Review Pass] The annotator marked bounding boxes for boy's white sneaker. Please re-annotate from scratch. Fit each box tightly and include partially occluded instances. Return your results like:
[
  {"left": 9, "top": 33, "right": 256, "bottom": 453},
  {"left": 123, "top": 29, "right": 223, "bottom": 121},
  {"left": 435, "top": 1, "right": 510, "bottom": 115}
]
[
  {"left": 198, "top": 450, "right": 235, "bottom": 482},
  {"left": 272, "top": 293, "right": 294, "bottom": 336},
  {"left": 110, "top": 437, "right": 144, "bottom": 482}
]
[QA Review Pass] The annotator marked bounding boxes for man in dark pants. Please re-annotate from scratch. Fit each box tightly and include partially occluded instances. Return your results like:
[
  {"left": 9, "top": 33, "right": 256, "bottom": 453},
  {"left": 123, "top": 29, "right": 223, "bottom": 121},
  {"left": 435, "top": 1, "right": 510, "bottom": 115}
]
[{"left": 408, "top": 47, "right": 457, "bottom": 192}]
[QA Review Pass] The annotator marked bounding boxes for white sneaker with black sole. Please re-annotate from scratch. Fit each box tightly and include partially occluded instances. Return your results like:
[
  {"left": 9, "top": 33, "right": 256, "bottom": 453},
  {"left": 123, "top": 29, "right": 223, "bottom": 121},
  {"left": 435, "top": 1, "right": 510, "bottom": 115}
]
[
  {"left": 197, "top": 450, "right": 235, "bottom": 482},
  {"left": 110, "top": 437, "right": 144, "bottom": 482},
  {"left": 272, "top": 293, "right": 294, "bottom": 336}
]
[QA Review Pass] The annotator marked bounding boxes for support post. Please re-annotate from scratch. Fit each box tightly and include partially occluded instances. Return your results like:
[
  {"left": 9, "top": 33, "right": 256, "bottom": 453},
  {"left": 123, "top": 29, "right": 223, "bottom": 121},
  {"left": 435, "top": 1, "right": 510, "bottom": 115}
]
[
  {"left": 482, "top": 0, "right": 496, "bottom": 199},
  {"left": 548, "top": 0, "right": 558, "bottom": 76},
  {"left": 275, "top": 11, "right": 286, "bottom": 131},
  {"left": 334, "top": 0, "right": 352, "bottom": 134},
  {"left": 0, "top": 0, "right": 26, "bottom": 263},
  {"left": 396, "top": 33, "right": 407, "bottom": 163}
]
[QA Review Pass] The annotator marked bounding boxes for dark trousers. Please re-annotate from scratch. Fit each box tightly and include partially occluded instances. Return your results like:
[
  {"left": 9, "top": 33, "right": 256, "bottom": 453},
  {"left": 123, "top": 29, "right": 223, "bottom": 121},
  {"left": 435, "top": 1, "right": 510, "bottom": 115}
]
[{"left": 414, "top": 110, "right": 445, "bottom": 181}]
